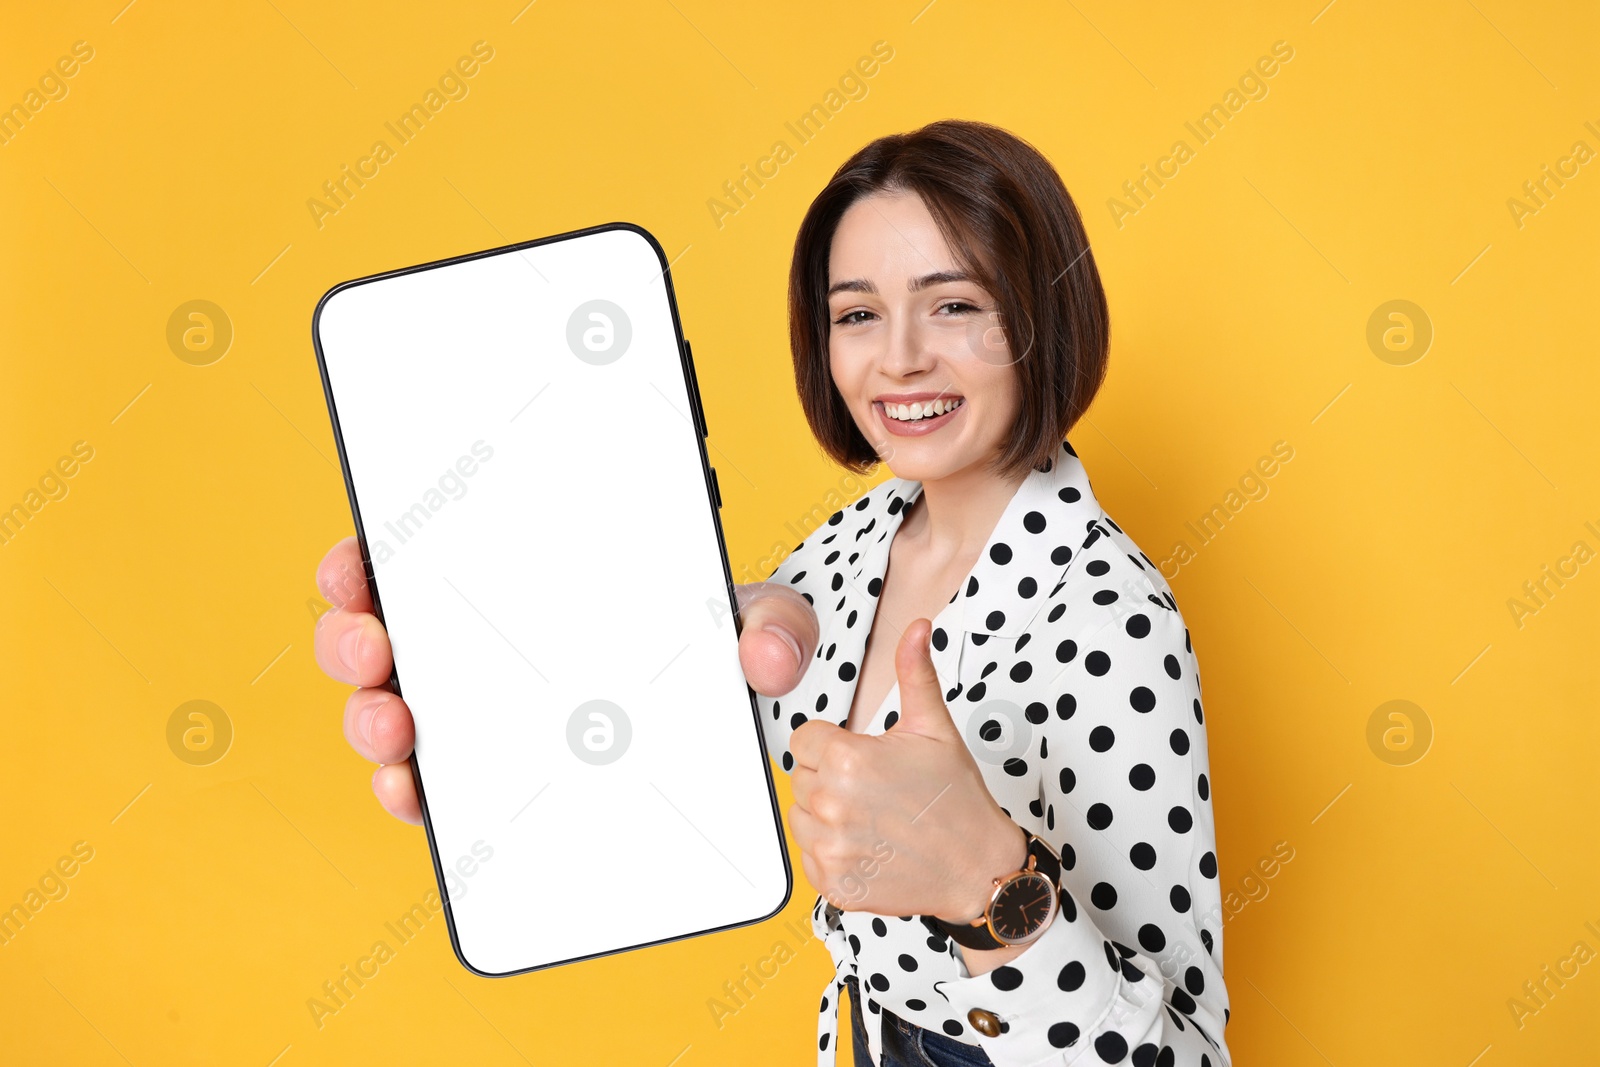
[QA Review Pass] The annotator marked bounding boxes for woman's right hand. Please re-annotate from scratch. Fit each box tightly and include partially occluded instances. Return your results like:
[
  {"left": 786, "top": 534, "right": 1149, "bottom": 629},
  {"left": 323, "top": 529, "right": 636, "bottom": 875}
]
[{"left": 312, "top": 536, "right": 820, "bottom": 824}]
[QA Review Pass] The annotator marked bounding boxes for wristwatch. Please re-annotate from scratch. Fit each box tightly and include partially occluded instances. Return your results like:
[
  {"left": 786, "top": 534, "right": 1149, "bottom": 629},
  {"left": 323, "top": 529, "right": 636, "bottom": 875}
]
[{"left": 925, "top": 827, "right": 1062, "bottom": 950}]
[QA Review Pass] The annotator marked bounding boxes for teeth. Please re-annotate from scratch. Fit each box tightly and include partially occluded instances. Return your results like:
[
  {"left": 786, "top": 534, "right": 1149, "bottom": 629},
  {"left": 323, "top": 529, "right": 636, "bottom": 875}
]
[{"left": 884, "top": 397, "right": 963, "bottom": 422}]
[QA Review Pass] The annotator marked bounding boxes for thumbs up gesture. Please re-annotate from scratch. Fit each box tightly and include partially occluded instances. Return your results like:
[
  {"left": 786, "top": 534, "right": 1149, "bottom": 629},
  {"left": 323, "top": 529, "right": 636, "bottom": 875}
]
[{"left": 788, "top": 618, "right": 1026, "bottom": 923}]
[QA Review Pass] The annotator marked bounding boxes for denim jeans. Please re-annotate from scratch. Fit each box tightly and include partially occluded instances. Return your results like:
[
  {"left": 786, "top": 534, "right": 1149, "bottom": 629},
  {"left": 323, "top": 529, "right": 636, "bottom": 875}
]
[{"left": 845, "top": 974, "right": 995, "bottom": 1067}]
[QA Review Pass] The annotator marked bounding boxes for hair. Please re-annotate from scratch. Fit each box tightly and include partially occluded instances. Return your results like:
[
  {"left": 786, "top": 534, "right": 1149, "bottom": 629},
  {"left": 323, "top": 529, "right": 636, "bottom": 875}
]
[{"left": 787, "top": 118, "right": 1110, "bottom": 481}]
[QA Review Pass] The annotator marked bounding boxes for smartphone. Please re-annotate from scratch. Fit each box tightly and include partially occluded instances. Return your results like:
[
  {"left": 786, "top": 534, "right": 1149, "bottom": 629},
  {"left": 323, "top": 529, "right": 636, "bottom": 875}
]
[{"left": 311, "top": 222, "right": 792, "bottom": 977}]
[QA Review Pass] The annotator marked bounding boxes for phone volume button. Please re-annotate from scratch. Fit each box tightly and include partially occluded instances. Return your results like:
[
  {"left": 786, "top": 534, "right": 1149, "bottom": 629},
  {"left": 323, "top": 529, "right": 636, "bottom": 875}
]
[
  {"left": 684, "top": 340, "right": 709, "bottom": 440},
  {"left": 710, "top": 467, "right": 722, "bottom": 509}
]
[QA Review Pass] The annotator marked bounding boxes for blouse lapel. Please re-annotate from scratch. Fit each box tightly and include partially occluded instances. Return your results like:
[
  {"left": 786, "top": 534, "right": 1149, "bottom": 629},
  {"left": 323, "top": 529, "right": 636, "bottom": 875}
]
[{"left": 802, "top": 439, "right": 1103, "bottom": 738}]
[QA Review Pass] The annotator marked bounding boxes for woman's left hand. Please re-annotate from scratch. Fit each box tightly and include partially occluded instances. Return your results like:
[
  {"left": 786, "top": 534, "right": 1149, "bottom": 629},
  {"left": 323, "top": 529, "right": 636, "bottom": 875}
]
[{"left": 788, "top": 618, "right": 1025, "bottom": 923}]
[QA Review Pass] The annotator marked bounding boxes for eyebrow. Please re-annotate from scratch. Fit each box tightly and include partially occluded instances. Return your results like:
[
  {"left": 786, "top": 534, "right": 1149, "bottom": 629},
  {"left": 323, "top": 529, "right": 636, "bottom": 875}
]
[{"left": 826, "top": 269, "right": 977, "bottom": 298}]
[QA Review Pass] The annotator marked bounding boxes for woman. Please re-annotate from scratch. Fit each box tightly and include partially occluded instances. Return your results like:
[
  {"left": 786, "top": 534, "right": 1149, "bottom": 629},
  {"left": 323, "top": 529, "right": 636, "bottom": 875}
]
[{"left": 314, "top": 119, "right": 1229, "bottom": 1067}]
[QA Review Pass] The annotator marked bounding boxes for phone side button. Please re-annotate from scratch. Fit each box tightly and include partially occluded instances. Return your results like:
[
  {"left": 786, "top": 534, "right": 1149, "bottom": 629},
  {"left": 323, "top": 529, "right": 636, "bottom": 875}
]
[
  {"left": 685, "top": 340, "right": 709, "bottom": 440},
  {"left": 710, "top": 467, "right": 722, "bottom": 509}
]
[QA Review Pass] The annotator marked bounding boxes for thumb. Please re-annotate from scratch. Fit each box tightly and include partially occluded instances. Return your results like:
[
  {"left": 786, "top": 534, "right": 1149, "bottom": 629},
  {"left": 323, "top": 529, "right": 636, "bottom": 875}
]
[{"left": 890, "top": 618, "right": 960, "bottom": 741}]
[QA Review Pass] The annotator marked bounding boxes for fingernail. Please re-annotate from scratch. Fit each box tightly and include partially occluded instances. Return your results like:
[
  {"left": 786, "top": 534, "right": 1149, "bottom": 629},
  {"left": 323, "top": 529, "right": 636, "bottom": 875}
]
[
  {"left": 766, "top": 626, "right": 803, "bottom": 672},
  {"left": 339, "top": 623, "right": 363, "bottom": 672},
  {"left": 359, "top": 695, "right": 386, "bottom": 747}
]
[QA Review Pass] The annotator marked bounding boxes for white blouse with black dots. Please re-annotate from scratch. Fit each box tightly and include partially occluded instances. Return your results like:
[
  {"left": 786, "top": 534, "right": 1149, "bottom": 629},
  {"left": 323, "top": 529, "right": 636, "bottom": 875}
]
[{"left": 756, "top": 440, "right": 1231, "bottom": 1067}]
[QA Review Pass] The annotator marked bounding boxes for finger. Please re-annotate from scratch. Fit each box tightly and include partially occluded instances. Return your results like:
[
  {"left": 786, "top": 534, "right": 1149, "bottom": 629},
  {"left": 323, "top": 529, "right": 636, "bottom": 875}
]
[
  {"left": 343, "top": 688, "right": 415, "bottom": 765},
  {"left": 317, "top": 536, "right": 373, "bottom": 614},
  {"left": 736, "top": 582, "right": 820, "bottom": 697},
  {"left": 314, "top": 606, "right": 395, "bottom": 688},
  {"left": 372, "top": 763, "right": 423, "bottom": 824},
  {"left": 788, "top": 718, "right": 847, "bottom": 774},
  {"left": 789, "top": 763, "right": 818, "bottom": 813},
  {"left": 890, "top": 617, "right": 960, "bottom": 740}
]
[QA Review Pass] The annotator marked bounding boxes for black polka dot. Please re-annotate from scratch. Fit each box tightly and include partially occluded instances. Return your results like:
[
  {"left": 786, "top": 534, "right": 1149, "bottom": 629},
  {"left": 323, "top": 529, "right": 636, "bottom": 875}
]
[
  {"left": 1056, "top": 639, "right": 1079, "bottom": 663},
  {"left": 1163, "top": 654, "right": 1181, "bottom": 679},
  {"left": 990, "top": 965, "right": 1023, "bottom": 991},
  {"left": 1125, "top": 614, "right": 1150, "bottom": 638},
  {"left": 1086, "top": 559, "right": 1110, "bottom": 576},
  {"left": 931, "top": 627, "right": 948, "bottom": 651},
  {"left": 869, "top": 971, "right": 889, "bottom": 991},
  {"left": 1170, "top": 729, "right": 1190, "bottom": 755},
  {"left": 871, "top": 918, "right": 887, "bottom": 936},
  {"left": 897, "top": 953, "right": 918, "bottom": 971},
  {"left": 1170, "top": 885, "right": 1191, "bottom": 912},
  {"left": 1086, "top": 650, "right": 1111, "bottom": 676},
  {"left": 1184, "top": 966, "right": 1205, "bottom": 995},
  {"left": 1087, "top": 803, "right": 1113, "bottom": 830},
  {"left": 905, "top": 998, "right": 926, "bottom": 1011},
  {"left": 1018, "top": 576, "right": 1038, "bottom": 598},
  {"left": 1133, "top": 1043, "right": 1158, "bottom": 1067},
  {"left": 1096, "top": 1031, "right": 1129, "bottom": 1062},
  {"left": 1091, "top": 882, "right": 1117, "bottom": 909},
  {"left": 1128, "top": 763, "right": 1155, "bottom": 790},
  {"left": 1199, "top": 851, "right": 1217, "bottom": 878},
  {"left": 838, "top": 662, "right": 856, "bottom": 681},
  {"left": 1129, "top": 686, "right": 1156, "bottom": 713},
  {"left": 1010, "top": 660, "right": 1033, "bottom": 683},
  {"left": 986, "top": 610, "right": 1005, "bottom": 631},
  {"left": 1130, "top": 842, "right": 1156, "bottom": 869},
  {"left": 1090, "top": 725, "right": 1115, "bottom": 751},
  {"left": 990, "top": 542, "right": 1013, "bottom": 564},
  {"left": 942, "top": 1019, "right": 964, "bottom": 1036},
  {"left": 1138, "top": 923, "right": 1166, "bottom": 952},
  {"left": 1198, "top": 773, "right": 1209, "bottom": 801},
  {"left": 1059, "top": 766, "right": 1076, "bottom": 793},
  {"left": 1058, "top": 960, "right": 1086, "bottom": 991},
  {"left": 1048, "top": 1021, "right": 1080, "bottom": 1048},
  {"left": 1168, "top": 806, "right": 1193, "bottom": 833},
  {"left": 1024, "top": 511, "right": 1046, "bottom": 533}
]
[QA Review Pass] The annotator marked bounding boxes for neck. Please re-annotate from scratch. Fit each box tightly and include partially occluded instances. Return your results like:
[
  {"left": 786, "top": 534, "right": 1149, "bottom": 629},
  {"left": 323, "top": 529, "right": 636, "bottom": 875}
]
[{"left": 901, "top": 458, "right": 1031, "bottom": 568}]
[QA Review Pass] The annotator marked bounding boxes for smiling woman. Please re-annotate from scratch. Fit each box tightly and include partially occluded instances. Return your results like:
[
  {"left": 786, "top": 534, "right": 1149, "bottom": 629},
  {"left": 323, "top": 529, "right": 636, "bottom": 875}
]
[{"left": 763, "top": 119, "right": 1231, "bottom": 1067}]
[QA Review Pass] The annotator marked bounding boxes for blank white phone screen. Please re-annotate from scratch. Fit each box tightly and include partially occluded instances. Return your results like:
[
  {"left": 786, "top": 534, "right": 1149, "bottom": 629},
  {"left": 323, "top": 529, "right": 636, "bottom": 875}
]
[{"left": 314, "top": 224, "right": 790, "bottom": 976}]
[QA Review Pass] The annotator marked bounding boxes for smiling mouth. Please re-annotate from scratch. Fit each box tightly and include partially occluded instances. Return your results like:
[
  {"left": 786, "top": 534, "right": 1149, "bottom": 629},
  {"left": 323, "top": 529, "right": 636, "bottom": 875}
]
[{"left": 878, "top": 397, "right": 965, "bottom": 423}]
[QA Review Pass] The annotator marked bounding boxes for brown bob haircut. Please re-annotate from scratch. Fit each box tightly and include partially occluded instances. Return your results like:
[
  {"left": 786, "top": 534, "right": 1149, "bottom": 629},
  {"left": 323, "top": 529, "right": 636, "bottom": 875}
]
[{"left": 788, "top": 119, "right": 1110, "bottom": 481}]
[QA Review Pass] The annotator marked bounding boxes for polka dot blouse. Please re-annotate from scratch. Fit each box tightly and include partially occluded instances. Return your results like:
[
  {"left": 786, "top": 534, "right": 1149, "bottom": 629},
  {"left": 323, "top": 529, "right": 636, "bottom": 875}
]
[{"left": 755, "top": 439, "right": 1231, "bottom": 1067}]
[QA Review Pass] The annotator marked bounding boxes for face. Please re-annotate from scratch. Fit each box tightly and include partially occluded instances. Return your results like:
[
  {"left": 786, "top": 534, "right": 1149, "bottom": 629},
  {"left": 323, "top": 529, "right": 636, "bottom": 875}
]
[{"left": 826, "top": 189, "right": 1020, "bottom": 484}]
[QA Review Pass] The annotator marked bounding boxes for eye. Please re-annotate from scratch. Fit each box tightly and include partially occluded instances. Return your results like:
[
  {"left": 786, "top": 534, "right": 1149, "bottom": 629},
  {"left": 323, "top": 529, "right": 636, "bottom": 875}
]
[
  {"left": 937, "top": 300, "right": 983, "bottom": 315},
  {"left": 832, "top": 309, "right": 876, "bottom": 326}
]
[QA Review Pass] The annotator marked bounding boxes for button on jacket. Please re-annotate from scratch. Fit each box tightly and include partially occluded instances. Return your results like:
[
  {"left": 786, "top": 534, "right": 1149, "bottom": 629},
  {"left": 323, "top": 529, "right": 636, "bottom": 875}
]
[{"left": 755, "top": 439, "right": 1231, "bottom": 1067}]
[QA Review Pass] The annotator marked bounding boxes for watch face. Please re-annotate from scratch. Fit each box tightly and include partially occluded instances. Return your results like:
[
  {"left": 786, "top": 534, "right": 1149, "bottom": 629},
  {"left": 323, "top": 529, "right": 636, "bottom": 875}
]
[{"left": 989, "top": 871, "right": 1057, "bottom": 944}]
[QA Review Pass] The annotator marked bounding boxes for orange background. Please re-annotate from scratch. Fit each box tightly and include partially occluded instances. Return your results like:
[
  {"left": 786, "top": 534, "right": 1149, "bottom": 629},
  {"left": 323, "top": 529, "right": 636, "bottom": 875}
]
[{"left": 2, "top": 1, "right": 1596, "bottom": 1064}]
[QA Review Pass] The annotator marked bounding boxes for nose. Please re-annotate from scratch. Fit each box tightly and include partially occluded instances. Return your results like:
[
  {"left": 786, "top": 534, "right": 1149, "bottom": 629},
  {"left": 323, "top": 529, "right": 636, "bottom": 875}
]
[{"left": 880, "top": 311, "right": 938, "bottom": 379}]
